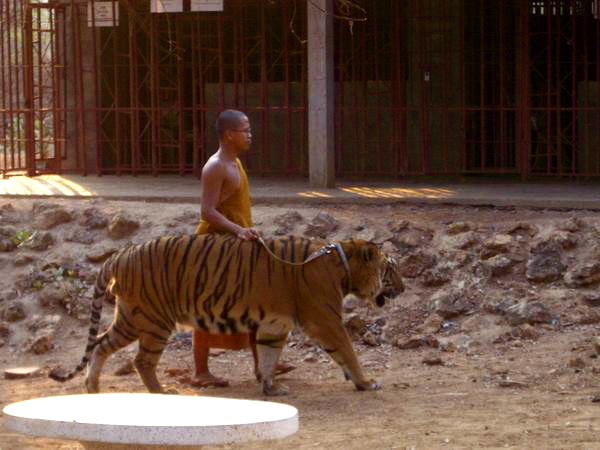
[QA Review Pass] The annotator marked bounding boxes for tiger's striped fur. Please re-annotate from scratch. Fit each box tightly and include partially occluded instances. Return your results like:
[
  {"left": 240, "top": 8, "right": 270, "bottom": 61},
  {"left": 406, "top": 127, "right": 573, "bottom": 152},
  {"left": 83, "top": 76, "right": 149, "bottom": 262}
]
[{"left": 50, "top": 234, "right": 403, "bottom": 396}]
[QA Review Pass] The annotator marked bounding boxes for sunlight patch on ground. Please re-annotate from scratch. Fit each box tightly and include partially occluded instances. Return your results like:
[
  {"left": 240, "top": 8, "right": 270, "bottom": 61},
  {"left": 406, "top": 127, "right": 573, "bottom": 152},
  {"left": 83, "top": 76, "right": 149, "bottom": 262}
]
[
  {"left": 296, "top": 191, "right": 332, "bottom": 198},
  {"left": 0, "top": 176, "right": 93, "bottom": 196},
  {"left": 339, "top": 186, "right": 455, "bottom": 199}
]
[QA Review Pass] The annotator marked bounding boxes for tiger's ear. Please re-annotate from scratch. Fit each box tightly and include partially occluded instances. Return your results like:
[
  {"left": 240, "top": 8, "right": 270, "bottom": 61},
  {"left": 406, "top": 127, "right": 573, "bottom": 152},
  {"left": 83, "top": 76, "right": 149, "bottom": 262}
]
[{"left": 361, "top": 244, "right": 377, "bottom": 262}]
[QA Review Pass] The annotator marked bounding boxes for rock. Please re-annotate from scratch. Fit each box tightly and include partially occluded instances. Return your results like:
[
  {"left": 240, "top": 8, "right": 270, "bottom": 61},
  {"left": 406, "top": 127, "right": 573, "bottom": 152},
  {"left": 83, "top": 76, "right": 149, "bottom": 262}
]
[
  {"left": 389, "top": 220, "right": 410, "bottom": 233},
  {"left": 419, "top": 267, "right": 451, "bottom": 287},
  {"left": 551, "top": 230, "right": 577, "bottom": 250},
  {"left": 27, "top": 314, "right": 61, "bottom": 333},
  {"left": 86, "top": 246, "right": 119, "bottom": 263},
  {"left": 34, "top": 207, "right": 72, "bottom": 230},
  {"left": 560, "top": 217, "right": 584, "bottom": 232},
  {"left": 395, "top": 334, "right": 438, "bottom": 350},
  {"left": 303, "top": 352, "right": 318, "bottom": 363},
  {"left": 14, "top": 254, "right": 35, "bottom": 266},
  {"left": 573, "top": 310, "right": 600, "bottom": 325},
  {"left": 390, "top": 228, "right": 434, "bottom": 252},
  {"left": 581, "top": 292, "right": 600, "bottom": 307},
  {"left": 79, "top": 208, "right": 109, "bottom": 230},
  {"left": 484, "top": 255, "right": 514, "bottom": 277},
  {"left": 107, "top": 215, "right": 140, "bottom": 240},
  {"left": 564, "top": 261, "right": 600, "bottom": 287},
  {"left": 506, "top": 301, "right": 554, "bottom": 325},
  {"left": 2, "top": 302, "right": 26, "bottom": 322},
  {"left": 0, "top": 238, "right": 16, "bottom": 252},
  {"left": 431, "top": 288, "right": 477, "bottom": 319},
  {"left": 446, "top": 222, "right": 471, "bottom": 235},
  {"left": 569, "top": 357, "right": 586, "bottom": 369},
  {"left": 273, "top": 211, "right": 304, "bottom": 235},
  {"left": 422, "top": 355, "right": 444, "bottom": 366},
  {"left": 399, "top": 251, "right": 437, "bottom": 278},
  {"left": 592, "top": 337, "right": 600, "bottom": 355},
  {"left": 23, "top": 231, "right": 55, "bottom": 251},
  {"left": 526, "top": 240, "right": 565, "bottom": 282},
  {"left": 114, "top": 360, "right": 136, "bottom": 376},
  {"left": 498, "top": 380, "right": 528, "bottom": 388},
  {"left": 32, "top": 201, "right": 60, "bottom": 215},
  {"left": 38, "top": 284, "right": 67, "bottom": 308},
  {"left": 483, "top": 295, "right": 521, "bottom": 316},
  {"left": 395, "top": 335, "right": 426, "bottom": 350},
  {"left": 362, "top": 331, "right": 380, "bottom": 346},
  {"left": 422, "top": 314, "right": 444, "bottom": 334},
  {"left": 480, "top": 234, "right": 513, "bottom": 260},
  {"left": 28, "top": 334, "right": 53, "bottom": 354},
  {"left": 507, "top": 223, "right": 538, "bottom": 238},
  {"left": 515, "top": 324, "right": 541, "bottom": 340},
  {"left": 0, "top": 322, "right": 11, "bottom": 338},
  {"left": 65, "top": 229, "right": 96, "bottom": 245},
  {"left": 4, "top": 366, "right": 42, "bottom": 380},
  {"left": 444, "top": 231, "right": 479, "bottom": 250},
  {"left": 304, "top": 212, "right": 339, "bottom": 238},
  {"left": 355, "top": 228, "right": 377, "bottom": 242}
]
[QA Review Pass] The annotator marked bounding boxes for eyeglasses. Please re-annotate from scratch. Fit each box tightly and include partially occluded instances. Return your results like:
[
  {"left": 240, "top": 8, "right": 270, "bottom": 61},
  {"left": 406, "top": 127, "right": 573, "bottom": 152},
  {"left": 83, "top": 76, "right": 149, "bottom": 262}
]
[{"left": 230, "top": 128, "right": 252, "bottom": 134}]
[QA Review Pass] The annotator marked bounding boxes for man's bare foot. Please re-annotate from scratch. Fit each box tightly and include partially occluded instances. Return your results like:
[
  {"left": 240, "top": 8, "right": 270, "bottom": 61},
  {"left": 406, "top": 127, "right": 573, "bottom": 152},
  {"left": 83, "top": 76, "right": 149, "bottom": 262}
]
[{"left": 190, "top": 373, "right": 230, "bottom": 388}]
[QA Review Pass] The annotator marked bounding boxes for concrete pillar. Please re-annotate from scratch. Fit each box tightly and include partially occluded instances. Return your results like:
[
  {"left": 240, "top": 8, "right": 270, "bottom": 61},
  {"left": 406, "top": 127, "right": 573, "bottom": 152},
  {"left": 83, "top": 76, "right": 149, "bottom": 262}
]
[{"left": 307, "top": 0, "right": 335, "bottom": 188}]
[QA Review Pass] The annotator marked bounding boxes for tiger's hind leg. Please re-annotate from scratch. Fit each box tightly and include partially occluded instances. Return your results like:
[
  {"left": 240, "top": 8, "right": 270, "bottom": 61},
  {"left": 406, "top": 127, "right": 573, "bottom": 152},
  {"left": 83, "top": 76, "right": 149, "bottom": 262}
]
[
  {"left": 134, "top": 329, "right": 171, "bottom": 394},
  {"left": 255, "top": 331, "right": 289, "bottom": 396},
  {"left": 86, "top": 304, "right": 139, "bottom": 393}
]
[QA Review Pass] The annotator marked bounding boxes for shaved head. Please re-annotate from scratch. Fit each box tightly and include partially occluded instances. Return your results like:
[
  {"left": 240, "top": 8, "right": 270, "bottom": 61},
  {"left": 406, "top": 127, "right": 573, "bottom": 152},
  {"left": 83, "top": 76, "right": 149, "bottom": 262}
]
[{"left": 215, "top": 109, "right": 247, "bottom": 139}]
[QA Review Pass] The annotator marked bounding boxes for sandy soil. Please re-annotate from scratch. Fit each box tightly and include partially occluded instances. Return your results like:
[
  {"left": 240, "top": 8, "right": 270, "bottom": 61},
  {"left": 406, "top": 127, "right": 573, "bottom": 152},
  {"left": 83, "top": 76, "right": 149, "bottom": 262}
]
[{"left": 1, "top": 198, "right": 600, "bottom": 449}]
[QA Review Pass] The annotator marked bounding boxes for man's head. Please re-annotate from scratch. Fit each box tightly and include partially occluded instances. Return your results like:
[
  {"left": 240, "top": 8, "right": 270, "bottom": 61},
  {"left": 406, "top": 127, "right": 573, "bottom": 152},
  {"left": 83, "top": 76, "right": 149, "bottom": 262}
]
[{"left": 216, "top": 109, "right": 252, "bottom": 153}]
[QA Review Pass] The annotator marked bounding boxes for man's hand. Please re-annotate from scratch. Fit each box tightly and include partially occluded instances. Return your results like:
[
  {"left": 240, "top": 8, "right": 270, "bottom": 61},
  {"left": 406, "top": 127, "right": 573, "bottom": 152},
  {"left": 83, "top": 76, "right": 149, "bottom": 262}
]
[{"left": 237, "top": 227, "right": 260, "bottom": 241}]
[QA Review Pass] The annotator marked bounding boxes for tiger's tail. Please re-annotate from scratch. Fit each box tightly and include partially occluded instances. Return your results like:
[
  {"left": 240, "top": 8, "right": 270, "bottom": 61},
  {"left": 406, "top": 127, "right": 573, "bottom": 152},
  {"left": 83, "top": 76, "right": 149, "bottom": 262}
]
[{"left": 49, "top": 253, "right": 116, "bottom": 383}]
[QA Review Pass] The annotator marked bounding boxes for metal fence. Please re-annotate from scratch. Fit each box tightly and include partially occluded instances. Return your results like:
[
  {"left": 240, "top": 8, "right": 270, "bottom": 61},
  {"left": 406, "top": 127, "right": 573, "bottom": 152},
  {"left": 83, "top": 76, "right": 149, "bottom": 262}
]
[{"left": 1, "top": 0, "right": 599, "bottom": 178}]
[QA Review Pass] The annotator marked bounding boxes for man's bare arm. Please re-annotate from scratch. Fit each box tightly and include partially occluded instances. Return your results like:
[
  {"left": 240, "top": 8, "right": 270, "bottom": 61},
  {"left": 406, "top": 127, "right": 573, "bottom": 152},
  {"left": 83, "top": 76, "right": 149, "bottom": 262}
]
[{"left": 200, "top": 162, "right": 259, "bottom": 240}]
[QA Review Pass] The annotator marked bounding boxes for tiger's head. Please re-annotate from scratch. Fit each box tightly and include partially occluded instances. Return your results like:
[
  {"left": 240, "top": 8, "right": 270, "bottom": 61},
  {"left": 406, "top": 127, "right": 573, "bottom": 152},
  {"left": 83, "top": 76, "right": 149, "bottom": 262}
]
[{"left": 342, "top": 240, "right": 404, "bottom": 307}]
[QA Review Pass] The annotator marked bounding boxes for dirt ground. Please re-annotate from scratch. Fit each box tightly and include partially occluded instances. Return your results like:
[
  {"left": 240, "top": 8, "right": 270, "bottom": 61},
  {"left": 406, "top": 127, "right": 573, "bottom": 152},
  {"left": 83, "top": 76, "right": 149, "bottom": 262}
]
[{"left": 2, "top": 198, "right": 600, "bottom": 449}]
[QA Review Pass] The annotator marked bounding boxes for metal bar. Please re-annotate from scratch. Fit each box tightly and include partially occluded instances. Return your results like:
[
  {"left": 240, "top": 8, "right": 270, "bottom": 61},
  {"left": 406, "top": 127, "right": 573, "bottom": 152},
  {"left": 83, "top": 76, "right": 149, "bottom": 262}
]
[
  {"left": 570, "top": 8, "right": 576, "bottom": 175},
  {"left": 150, "top": 13, "right": 158, "bottom": 175},
  {"left": 260, "top": 1, "right": 268, "bottom": 175},
  {"left": 460, "top": 0, "right": 466, "bottom": 172},
  {"left": 479, "top": 0, "right": 485, "bottom": 172},
  {"left": 283, "top": 0, "right": 292, "bottom": 174},
  {"left": 74, "top": 0, "right": 87, "bottom": 175},
  {"left": 176, "top": 16, "right": 184, "bottom": 176},
  {"left": 7, "top": 0, "right": 18, "bottom": 170},
  {"left": 191, "top": 19, "right": 199, "bottom": 177},
  {"left": 0, "top": 1, "right": 7, "bottom": 173},
  {"left": 23, "top": 4, "right": 35, "bottom": 176}
]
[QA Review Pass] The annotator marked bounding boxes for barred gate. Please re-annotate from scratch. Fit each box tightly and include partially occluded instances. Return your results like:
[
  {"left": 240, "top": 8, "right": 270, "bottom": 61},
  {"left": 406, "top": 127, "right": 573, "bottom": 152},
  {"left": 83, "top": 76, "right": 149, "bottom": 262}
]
[{"left": 1, "top": 0, "right": 599, "bottom": 178}]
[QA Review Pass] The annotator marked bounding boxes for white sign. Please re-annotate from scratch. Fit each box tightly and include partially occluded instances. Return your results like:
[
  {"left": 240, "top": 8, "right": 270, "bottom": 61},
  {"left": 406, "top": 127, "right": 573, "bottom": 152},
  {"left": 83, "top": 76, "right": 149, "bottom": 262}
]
[
  {"left": 191, "top": 0, "right": 224, "bottom": 12},
  {"left": 87, "top": 1, "right": 119, "bottom": 27},
  {"left": 151, "top": 0, "right": 184, "bottom": 13}
]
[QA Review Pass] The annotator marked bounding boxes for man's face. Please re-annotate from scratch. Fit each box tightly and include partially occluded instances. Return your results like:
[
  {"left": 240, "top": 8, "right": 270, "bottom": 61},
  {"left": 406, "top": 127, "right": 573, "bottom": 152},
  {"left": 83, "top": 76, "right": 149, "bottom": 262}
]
[{"left": 226, "top": 116, "right": 252, "bottom": 153}]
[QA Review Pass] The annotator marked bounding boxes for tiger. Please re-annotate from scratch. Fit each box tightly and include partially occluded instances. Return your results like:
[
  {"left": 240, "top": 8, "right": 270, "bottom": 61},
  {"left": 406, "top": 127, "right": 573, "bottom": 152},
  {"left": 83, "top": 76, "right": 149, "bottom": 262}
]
[{"left": 50, "top": 234, "right": 404, "bottom": 396}]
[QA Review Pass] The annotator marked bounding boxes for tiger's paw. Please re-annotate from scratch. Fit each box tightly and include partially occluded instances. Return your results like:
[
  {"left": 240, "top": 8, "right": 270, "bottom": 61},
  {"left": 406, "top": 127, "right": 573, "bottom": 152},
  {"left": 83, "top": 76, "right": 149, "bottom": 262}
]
[
  {"left": 355, "top": 379, "right": 381, "bottom": 391},
  {"left": 262, "top": 379, "right": 289, "bottom": 396}
]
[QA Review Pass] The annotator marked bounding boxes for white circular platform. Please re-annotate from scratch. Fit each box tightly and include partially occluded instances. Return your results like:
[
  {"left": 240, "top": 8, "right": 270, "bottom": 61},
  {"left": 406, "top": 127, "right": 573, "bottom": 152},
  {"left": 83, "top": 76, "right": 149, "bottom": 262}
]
[{"left": 3, "top": 393, "right": 298, "bottom": 447}]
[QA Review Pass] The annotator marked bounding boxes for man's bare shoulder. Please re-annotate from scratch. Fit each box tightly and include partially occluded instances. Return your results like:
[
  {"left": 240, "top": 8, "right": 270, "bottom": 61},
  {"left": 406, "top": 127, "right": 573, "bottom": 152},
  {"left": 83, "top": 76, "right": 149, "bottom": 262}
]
[{"left": 202, "top": 154, "right": 227, "bottom": 178}]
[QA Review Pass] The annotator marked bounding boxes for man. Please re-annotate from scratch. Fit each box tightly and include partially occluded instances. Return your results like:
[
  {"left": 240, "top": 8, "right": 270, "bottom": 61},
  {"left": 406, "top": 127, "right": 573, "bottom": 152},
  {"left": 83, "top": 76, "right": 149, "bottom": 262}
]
[{"left": 191, "top": 109, "right": 295, "bottom": 388}]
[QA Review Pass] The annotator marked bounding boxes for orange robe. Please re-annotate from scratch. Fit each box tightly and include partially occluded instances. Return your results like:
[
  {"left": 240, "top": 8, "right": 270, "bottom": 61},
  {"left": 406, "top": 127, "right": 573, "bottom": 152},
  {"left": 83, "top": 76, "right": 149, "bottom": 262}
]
[{"left": 194, "top": 158, "right": 252, "bottom": 350}]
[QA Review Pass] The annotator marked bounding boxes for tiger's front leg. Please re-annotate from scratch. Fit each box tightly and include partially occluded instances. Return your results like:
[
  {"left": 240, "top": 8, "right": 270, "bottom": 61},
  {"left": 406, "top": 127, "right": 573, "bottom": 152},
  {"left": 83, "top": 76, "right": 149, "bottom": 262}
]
[
  {"left": 306, "top": 320, "right": 381, "bottom": 392},
  {"left": 255, "top": 331, "right": 289, "bottom": 396}
]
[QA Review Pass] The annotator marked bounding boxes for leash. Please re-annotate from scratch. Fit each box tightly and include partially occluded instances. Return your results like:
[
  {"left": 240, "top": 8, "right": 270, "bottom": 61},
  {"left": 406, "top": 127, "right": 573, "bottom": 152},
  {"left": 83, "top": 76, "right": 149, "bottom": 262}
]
[{"left": 257, "top": 237, "right": 352, "bottom": 291}]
